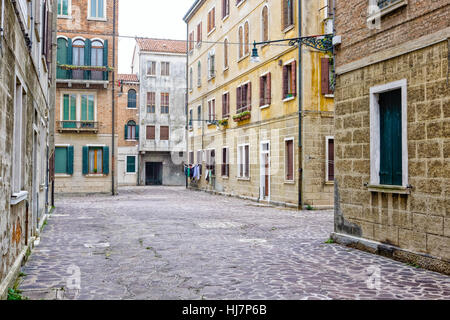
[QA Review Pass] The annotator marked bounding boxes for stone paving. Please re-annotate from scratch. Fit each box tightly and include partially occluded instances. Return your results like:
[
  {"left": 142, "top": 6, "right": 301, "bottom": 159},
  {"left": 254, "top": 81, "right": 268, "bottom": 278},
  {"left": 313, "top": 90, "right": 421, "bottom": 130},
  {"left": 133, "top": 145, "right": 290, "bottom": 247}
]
[{"left": 18, "top": 186, "right": 450, "bottom": 300}]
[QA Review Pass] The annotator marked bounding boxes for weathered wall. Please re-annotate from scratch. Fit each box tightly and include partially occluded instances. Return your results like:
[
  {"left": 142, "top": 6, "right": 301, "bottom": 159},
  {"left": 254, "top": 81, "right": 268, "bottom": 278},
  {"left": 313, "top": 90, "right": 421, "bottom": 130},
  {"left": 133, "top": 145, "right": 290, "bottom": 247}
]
[{"left": 139, "top": 152, "right": 185, "bottom": 186}]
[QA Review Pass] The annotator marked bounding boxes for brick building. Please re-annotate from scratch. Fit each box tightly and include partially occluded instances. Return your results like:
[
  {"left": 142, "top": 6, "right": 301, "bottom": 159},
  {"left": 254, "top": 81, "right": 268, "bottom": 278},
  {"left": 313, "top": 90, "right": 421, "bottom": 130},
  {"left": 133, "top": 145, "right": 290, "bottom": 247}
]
[
  {"left": 332, "top": 0, "right": 449, "bottom": 273},
  {"left": 117, "top": 73, "right": 139, "bottom": 186},
  {"left": 0, "top": 0, "right": 57, "bottom": 299},
  {"left": 183, "top": 0, "right": 335, "bottom": 208},
  {"left": 54, "top": 0, "right": 119, "bottom": 194}
]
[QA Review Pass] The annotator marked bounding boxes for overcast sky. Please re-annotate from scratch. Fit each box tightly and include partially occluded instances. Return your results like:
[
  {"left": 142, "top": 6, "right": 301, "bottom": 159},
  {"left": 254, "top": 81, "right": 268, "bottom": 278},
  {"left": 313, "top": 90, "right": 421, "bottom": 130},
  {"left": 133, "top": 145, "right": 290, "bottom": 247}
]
[{"left": 118, "top": 0, "right": 193, "bottom": 74}]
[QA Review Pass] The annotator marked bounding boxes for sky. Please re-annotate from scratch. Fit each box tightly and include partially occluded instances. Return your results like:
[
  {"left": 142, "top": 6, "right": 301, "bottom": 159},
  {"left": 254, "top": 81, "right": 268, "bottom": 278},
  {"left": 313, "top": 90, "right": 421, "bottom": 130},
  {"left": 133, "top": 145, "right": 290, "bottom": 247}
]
[{"left": 118, "top": 0, "right": 193, "bottom": 74}]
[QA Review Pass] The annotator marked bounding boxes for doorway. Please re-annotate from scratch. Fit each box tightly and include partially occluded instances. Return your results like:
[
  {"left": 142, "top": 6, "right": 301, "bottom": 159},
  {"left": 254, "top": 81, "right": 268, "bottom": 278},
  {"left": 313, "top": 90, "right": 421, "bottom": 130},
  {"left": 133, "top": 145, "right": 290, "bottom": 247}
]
[
  {"left": 145, "top": 162, "right": 163, "bottom": 185},
  {"left": 260, "top": 141, "right": 270, "bottom": 201}
]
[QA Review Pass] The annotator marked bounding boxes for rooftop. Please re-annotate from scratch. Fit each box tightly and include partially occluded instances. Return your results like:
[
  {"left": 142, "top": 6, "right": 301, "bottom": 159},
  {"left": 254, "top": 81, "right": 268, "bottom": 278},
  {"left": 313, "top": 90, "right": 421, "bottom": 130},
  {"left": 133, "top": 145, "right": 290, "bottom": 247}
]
[
  {"left": 118, "top": 74, "right": 139, "bottom": 82},
  {"left": 136, "top": 38, "right": 187, "bottom": 54}
]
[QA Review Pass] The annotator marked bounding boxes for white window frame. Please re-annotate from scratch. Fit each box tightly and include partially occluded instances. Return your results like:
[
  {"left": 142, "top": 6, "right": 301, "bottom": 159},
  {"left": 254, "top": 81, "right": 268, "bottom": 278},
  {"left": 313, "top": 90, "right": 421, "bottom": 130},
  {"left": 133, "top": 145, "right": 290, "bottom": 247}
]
[
  {"left": 207, "top": 7, "right": 216, "bottom": 36},
  {"left": 147, "top": 61, "right": 157, "bottom": 77},
  {"left": 57, "top": 0, "right": 72, "bottom": 18},
  {"left": 325, "top": 136, "right": 334, "bottom": 183},
  {"left": 161, "top": 61, "right": 170, "bottom": 76},
  {"left": 126, "top": 155, "right": 137, "bottom": 174},
  {"left": 88, "top": 0, "right": 107, "bottom": 21},
  {"left": 237, "top": 143, "right": 250, "bottom": 179},
  {"left": 12, "top": 75, "right": 27, "bottom": 196},
  {"left": 284, "top": 137, "right": 295, "bottom": 182},
  {"left": 260, "top": 141, "right": 270, "bottom": 199},
  {"left": 207, "top": 49, "right": 216, "bottom": 79},
  {"left": 197, "top": 61, "right": 202, "bottom": 87},
  {"left": 207, "top": 98, "right": 216, "bottom": 123},
  {"left": 197, "top": 149, "right": 203, "bottom": 164},
  {"left": 369, "top": 79, "right": 408, "bottom": 187},
  {"left": 221, "top": 146, "right": 229, "bottom": 177}
]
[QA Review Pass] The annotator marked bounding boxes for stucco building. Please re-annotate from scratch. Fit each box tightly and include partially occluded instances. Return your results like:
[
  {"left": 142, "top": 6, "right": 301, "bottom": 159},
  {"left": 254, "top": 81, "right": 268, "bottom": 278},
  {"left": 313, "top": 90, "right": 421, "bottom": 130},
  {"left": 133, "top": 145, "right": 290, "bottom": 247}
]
[
  {"left": 54, "top": 0, "right": 119, "bottom": 194},
  {"left": 0, "top": 0, "right": 57, "bottom": 299},
  {"left": 183, "top": 0, "right": 335, "bottom": 208},
  {"left": 131, "top": 38, "right": 187, "bottom": 186},
  {"left": 331, "top": 0, "right": 449, "bottom": 274}
]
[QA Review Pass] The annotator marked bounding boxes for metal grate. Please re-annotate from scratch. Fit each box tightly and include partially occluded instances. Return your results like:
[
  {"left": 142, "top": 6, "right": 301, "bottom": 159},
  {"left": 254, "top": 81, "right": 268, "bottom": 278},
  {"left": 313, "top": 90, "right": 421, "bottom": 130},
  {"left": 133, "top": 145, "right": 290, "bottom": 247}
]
[{"left": 377, "top": 0, "right": 401, "bottom": 9}]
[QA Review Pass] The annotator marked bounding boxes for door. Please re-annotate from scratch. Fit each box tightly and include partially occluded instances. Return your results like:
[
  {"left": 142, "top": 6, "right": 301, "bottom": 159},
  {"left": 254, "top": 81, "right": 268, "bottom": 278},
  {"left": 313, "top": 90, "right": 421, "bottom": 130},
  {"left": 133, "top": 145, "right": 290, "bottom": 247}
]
[
  {"left": 145, "top": 162, "right": 163, "bottom": 185},
  {"left": 32, "top": 131, "right": 38, "bottom": 231},
  {"left": 260, "top": 142, "right": 270, "bottom": 200}
]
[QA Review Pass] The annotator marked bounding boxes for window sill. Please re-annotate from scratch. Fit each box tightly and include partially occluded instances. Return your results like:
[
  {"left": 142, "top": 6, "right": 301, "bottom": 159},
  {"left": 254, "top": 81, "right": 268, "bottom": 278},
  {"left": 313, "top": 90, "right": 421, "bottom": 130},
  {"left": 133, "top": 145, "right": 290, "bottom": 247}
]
[
  {"left": 222, "top": 15, "right": 230, "bottom": 22},
  {"left": 282, "top": 96, "right": 296, "bottom": 102},
  {"left": 11, "top": 191, "right": 28, "bottom": 206},
  {"left": 367, "top": 184, "right": 411, "bottom": 195},
  {"left": 324, "top": 94, "right": 334, "bottom": 99},
  {"left": 283, "top": 25, "right": 295, "bottom": 33},
  {"left": 238, "top": 54, "right": 250, "bottom": 63},
  {"left": 221, "top": 176, "right": 229, "bottom": 180},
  {"left": 87, "top": 17, "right": 107, "bottom": 22},
  {"left": 237, "top": 177, "right": 250, "bottom": 181},
  {"left": 284, "top": 180, "right": 295, "bottom": 185},
  {"left": 58, "top": 15, "right": 72, "bottom": 20},
  {"left": 236, "top": 0, "right": 247, "bottom": 8},
  {"left": 223, "top": 66, "right": 229, "bottom": 72},
  {"left": 367, "top": 0, "right": 408, "bottom": 23},
  {"left": 325, "top": 181, "right": 335, "bottom": 186},
  {"left": 85, "top": 174, "right": 108, "bottom": 177},
  {"left": 260, "top": 104, "right": 270, "bottom": 109},
  {"left": 55, "top": 174, "right": 72, "bottom": 177},
  {"left": 126, "top": 139, "right": 138, "bottom": 142},
  {"left": 207, "top": 28, "right": 216, "bottom": 37},
  {"left": 126, "top": 172, "right": 137, "bottom": 175}
]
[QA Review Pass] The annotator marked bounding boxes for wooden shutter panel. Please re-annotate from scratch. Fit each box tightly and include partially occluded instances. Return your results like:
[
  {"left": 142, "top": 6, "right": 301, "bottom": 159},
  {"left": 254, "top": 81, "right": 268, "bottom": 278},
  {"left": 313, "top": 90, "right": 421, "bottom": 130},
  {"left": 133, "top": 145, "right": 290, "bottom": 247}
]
[
  {"left": 291, "top": 61, "right": 297, "bottom": 96},
  {"left": 67, "top": 38, "right": 73, "bottom": 79},
  {"left": 282, "top": 0, "right": 288, "bottom": 29},
  {"left": 236, "top": 87, "right": 241, "bottom": 111},
  {"left": 124, "top": 124, "right": 128, "bottom": 139},
  {"left": 283, "top": 66, "right": 288, "bottom": 98},
  {"left": 82, "top": 146, "right": 89, "bottom": 175},
  {"left": 160, "top": 126, "right": 169, "bottom": 140},
  {"left": 321, "top": 58, "right": 330, "bottom": 95},
  {"left": 212, "top": 7, "right": 215, "bottom": 28},
  {"left": 67, "top": 146, "right": 74, "bottom": 175},
  {"left": 267, "top": 72, "right": 272, "bottom": 104},
  {"left": 103, "top": 146, "right": 110, "bottom": 175},
  {"left": 247, "top": 82, "right": 252, "bottom": 110},
  {"left": 135, "top": 125, "right": 139, "bottom": 140},
  {"left": 260, "top": 76, "right": 264, "bottom": 106},
  {"left": 328, "top": 139, "right": 334, "bottom": 181},
  {"left": 84, "top": 39, "right": 91, "bottom": 80}
]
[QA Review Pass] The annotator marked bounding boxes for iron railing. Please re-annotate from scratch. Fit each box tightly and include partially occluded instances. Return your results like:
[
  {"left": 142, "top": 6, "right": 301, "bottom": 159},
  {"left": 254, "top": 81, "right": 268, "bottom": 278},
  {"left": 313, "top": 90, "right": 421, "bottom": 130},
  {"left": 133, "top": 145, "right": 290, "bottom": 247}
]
[{"left": 57, "top": 121, "right": 99, "bottom": 132}]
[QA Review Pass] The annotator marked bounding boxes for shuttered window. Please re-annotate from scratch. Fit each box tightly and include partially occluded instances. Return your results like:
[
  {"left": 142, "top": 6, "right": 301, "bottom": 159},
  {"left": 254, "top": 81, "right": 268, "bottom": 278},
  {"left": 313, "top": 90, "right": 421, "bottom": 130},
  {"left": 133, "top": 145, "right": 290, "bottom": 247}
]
[
  {"left": 238, "top": 26, "right": 243, "bottom": 59},
  {"left": 327, "top": 138, "right": 334, "bottom": 182},
  {"left": 262, "top": 6, "right": 269, "bottom": 42},
  {"left": 222, "top": 0, "right": 230, "bottom": 18},
  {"left": 244, "top": 22, "right": 250, "bottom": 55},
  {"left": 238, "top": 144, "right": 250, "bottom": 178},
  {"left": 55, "top": 146, "right": 73, "bottom": 175},
  {"left": 224, "top": 39, "right": 229, "bottom": 69},
  {"left": 189, "top": 31, "right": 194, "bottom": 52},
  {"left": 146, "top": 126, "right": 155, "bottom": 140},
  {"left": 128, "top": 89, "right": 137, "bottom": 108},
  {"left": 237, "top": 82, "right": 251, "bottom": 113},
  {"left": 126, "top": 156, "right": 136, "bottom": 173},
  {"left": 197, "top": 22, "right": 202, "bottom": 44},
  {"left": 222, "top": 147, "right": 229, "bottom": 177},
  {"left": 161, "top": 93, "right": 169, "bottom": 114},
  {"left": 285, "top": 139, "right": 294, "bottom": 181},
  {"left": 282, "top": 61, "right": 297, "bottom": 99},
  {"left": 147, "top": 92, "right": 155, "bottom": 113},
  {"left": 161, "top": 62, "right": 170, "bottom": 76},
  {"left": 147, "top": 61, "right": 156, "bottom": 75},
  {"left": 208, "top": 99, "right": 216, "bottom": 122},
  {"left": 379, "top": 89, "right": 402, "bottom": 186},
  {"left": 160, "top": 126, "right": 169, "bottom": 141},
  {"left": 125, "top": 120, "right": 138, "bottom": 140},
  {"left": 260, "top": 73, "right": 271, "bottom": 106},
  {"left": 321, "top": 58, "right": 334, "bottom": 95},
  {"left": 282, "top": 0, "right": 294, "bottom": 30},
  {"left": 82, "top": 146, "right": 109, "bottom": 175},
  {"left": 207, "top": 8, "right": 216, "bottom": 33},
  {"left": 206, "top": 149, "right": 216, "bottom": 176},
  {"left": 222, "top": 93, "right": 230, "bottom": 118}
]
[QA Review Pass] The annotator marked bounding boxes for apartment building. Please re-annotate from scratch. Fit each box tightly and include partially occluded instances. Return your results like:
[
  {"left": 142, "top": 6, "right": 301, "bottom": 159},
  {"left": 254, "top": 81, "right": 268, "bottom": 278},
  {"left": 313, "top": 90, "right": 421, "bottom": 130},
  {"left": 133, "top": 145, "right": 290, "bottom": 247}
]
[
  {"left": 332, "top": 0, "right": 449, "bottom": 273},
  {"left": 131, "top": 38, "right": 187, "bottom": 186},
  {"left": 54, "top": 0, "right": 118, "bottom": 194},
  {"left": 183, "top": 0, "right": 335, "bottom": 208},
  {"left": 0, "top": 0, "right": 57, "bottom": 299}
]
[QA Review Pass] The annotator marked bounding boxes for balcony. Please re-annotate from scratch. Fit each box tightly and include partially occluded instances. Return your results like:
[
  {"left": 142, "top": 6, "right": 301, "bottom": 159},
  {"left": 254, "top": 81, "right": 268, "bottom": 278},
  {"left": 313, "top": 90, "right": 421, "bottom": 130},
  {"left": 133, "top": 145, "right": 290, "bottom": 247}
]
[
  {"left": 57, "top": 121, "right": 99, "bottom": 133},
  {"left": 367, "top": 0, "right": 408, "bottom": 23},
  {"left": 56, "top": 65, "right": 111, "bottom": 88}
]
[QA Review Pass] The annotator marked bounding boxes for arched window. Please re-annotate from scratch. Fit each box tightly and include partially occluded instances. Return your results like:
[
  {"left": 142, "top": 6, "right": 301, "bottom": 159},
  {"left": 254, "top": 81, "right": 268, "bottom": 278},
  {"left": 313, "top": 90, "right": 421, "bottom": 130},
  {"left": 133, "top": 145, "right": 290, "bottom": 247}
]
[
  {"left": 128, "top": 89, "right": 137, "bottom": 108},
  {"left": 262, "top": 6, "right": 269, "bottom": 42},
  {"left": 238, "top": 26, "right": 243, "bottom": 59},
  {"left": 189, "top": 67, "right": 193, "bottom": 90},
  {"left": 244, "top": 22, "right": 249, "bottom": 55},
  {"left": 125, "top": 120, "right": 137, "bottom": 140},
  {"left": 197, "top": 61, "right": 201, "bottom": 86},
  {"left": 224, "top": 38, "right": 228, "bottom": 69},
  {"left": 72, "top": 39, "right": 85, "bottom": 79},
  {"left": 91, "top": 40, "right": 103, "bottom": 80}
]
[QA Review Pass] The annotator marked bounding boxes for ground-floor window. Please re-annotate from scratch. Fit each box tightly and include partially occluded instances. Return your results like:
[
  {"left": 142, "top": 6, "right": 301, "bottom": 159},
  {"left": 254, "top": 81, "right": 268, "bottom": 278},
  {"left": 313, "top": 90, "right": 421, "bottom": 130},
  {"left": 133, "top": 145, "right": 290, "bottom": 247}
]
[
  {"left": 285, "top": 139, "right": 294, "bottom": 181},
  {"left": 126, "top": 156, "right": 137, "bottom": 173},
  {"left": 206, "top": 149, "right": 216, "bottom": 176},
  {"left": 55, "top": 146, "right": 74, "bottom": 174},
  {"left": 237, "top": 144, "right": 250, "bottom": 178},
  {"left": 83, "top": 146, "right": 109, "bottom": 175},
  {"left": 222, "top": 147, "right": 229, "bottom": 177},
  {"left": 326, "top": 137, "right": 334, "bottom": 182}
]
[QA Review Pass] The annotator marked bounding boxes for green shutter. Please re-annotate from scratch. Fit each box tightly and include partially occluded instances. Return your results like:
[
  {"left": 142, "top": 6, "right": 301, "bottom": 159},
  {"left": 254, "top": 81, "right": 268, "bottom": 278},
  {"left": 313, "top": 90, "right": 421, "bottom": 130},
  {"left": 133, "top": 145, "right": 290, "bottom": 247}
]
[
  {"left": 127, "top": 156, "right": 136, "bottom": 173},
  {"left": 84, "top": 39, "right": 91, "bottom": 80},
  {"left": 55, "top": 147, "right": 68, "bottom": 174},
  {"left": 103, "top": 40, "right": 108, "bottom": 81},
  {"left": 67, "top": 146, "right": 74, "bottom": 175},
  {"left": 82, "top": 146, "right": 89, "bottom": 175},
  {"left": 124, "top": 124, "right": 128, "bottom": 140},
  {"left": 63, "top": 94, "right": 69, "bottom": 120},
  {"left": 81, "top": 95, "right": 87, "bottom": 121},
  {"left": 379, "top": 90, "right": 402, "bottom": 186},
  {"left": 88, "top": 95, "right": 94, "bottom": 121},
  {"left": 103, "top": 146, "right": 109, "bottom": 175},
  {"left": 135, "top": 125, "right": 139, "bottom": 140},
  {"left": 67, "top": 38, "right": 73, "bottom": 79},
  {"left": 57, "top": 38, "right": 68, "bottom": 79}
]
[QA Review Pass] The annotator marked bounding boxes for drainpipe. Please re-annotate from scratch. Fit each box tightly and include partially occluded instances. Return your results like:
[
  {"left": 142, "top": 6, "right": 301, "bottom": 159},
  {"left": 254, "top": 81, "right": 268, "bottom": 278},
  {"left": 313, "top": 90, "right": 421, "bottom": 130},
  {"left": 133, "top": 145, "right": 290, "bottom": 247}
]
[
  {"left": 185, "top": 21, "right": 189, "bottom": 189},
  {"left": 111, "top": 0, "right": 116, "bottom": 195},
  {"left": 1, "top": 0, "right": 5, "bottom": 55},
  {"left": 297, "top": 0, "right": 303, "bottom": 209}
]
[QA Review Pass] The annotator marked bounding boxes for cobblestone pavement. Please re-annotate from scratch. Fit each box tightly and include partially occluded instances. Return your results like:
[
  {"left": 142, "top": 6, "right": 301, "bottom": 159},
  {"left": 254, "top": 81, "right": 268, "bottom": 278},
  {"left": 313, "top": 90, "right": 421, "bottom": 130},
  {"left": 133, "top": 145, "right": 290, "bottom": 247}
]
[{"left": 18, "top": 187, "right": 450, "bottom": 300}]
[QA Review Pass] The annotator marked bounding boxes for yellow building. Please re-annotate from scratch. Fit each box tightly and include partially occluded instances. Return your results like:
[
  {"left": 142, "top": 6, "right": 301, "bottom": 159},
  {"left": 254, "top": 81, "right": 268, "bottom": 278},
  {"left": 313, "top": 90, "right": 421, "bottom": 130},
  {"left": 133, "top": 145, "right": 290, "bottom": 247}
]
[{"left": 183, "top": 0, "right": 334, "bottom": 208}]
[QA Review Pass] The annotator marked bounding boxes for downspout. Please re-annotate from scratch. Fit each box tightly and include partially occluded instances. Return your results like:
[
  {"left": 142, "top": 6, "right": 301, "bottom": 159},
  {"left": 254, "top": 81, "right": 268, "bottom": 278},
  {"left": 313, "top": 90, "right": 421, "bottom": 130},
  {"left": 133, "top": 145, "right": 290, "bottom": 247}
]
[
  {"left": 0, "top": 0, "right": 4, "bottom": 55},
  {"left": 111, "top": 0, "right": 116, "bottom": 195},
  {"left": 297, "top": 0, "right": 303, "bottom": 209},
  {"left": 185, "top": 21, "right": 189, "bottom": 189}
]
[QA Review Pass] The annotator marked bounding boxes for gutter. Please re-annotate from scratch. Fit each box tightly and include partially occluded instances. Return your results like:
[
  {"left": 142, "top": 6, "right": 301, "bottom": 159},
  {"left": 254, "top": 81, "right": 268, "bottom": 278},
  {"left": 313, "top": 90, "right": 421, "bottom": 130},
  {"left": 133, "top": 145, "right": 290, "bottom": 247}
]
[
  {"left": 112, "top": 0, "right": 116, "bottom": 195},
  {"left": 297, "top": 0, "right": 303, "bottom": 209}
]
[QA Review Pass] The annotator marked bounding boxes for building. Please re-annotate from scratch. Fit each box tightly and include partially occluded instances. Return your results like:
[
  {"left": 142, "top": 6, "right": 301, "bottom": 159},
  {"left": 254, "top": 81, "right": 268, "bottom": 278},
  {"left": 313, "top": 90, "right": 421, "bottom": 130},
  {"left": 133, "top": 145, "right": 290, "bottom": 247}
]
[
  {"left": 117, "top": 73, "right": 140, "bottom": 186},
  {"left": 0, "top": 0, "right": 57, "bottom": 299},
  {"left": 183, "top": 0, "right": 335, "bottom": 208},
  {"left": 131, "top": 38, "right": 187, "bottom": 186},
  {"left": 54, "top": 0, "right": 119, "bottom": 194},
  {"left": 331, "top": 0, "right": 449, "bottom": 273}
]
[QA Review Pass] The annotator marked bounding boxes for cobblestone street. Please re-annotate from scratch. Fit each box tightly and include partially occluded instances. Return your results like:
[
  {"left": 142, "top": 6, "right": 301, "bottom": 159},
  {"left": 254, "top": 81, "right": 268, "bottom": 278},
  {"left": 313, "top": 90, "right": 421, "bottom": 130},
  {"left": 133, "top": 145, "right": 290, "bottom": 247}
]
[{"left": 18, "top": 187, "right": 450, "bottom": 300}]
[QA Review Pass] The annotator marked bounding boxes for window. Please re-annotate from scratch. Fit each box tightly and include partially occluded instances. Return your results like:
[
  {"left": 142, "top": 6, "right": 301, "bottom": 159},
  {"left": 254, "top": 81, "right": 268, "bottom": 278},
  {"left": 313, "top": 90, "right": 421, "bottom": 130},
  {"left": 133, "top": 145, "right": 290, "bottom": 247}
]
[
  {"left": 189, "top": 68, "right": 193, "bottom": 91},
  {"left": 262, "top": 6, "right": 269, "bottom": 42},
  {"left": 146, "top": 125, "right": 155, "bottom": 140},
  {"left": 62, "top": 93, "right": 96, "bottom": 128},
  {"left": 196, "top": 22, "right": 203, "bottom": 45},
  {"left": 244, "top": 22, "right": 250, "bottom": 55},
  {"left": 161, "top": 93, "right": 169, "bottom": 114},
  {"left": 91, "top": 40, "right": 104, "bottom": 80},
  {"left": 236, "top": 0, "right": 245, "bottom": 6},
  {"left": 197, "top": 150, "right": 203, "bottom": 164},
  {"left": 160, "top": 126, "right": 169, "bottom": 141},
  {"left": 206, "top": 149, "right": 216, "bottom": 176},
  {"left": 207, "top": 7, "right": 216, "bottom": 34},
  {"left": 208, "top": 99, "right": 216, "bottom": 122},
  {"left": 147, "top": 61, "right": 156, "bottom": 76},
  {"left": 89, "top": 0, "right": 105, "bottom": 19},
  {"left": 12, "top": 79, "right": 26, "bottom": 193},
  {"left": 238, "top": 26, "right": 243, "bottom": 59},
  {"left": 72, "top": 39, "right": 85, "bottom": 80},
  {"left": 189, "top": 152, "right": 195, "bottom": 165},
  {"left": 208, "top": 51, "right": 215, "bottom": 79},
  {"left": 189, "top": 109, "right": 193, "bottom": 128},
  {"left": 57, "top": 38, "right": 69, "bottom": 79},
  {"left": 58, "top": 0, "right": 70, "bottom": 16},
  {"left": 321, "top": 58, "right": 334, "bottom": 95},
  {"left": 283, "top": 61, "right": 297, "bottom": 99},
  {"left": 128, "top": 89, "right": 137, "bottom": 108},
  {"left": 197, "top": 105, "right": 202, "bottom": 122},
  {"left": 236, "top": 82, "right": 251, "bottom": 113},
  {"left": 222, "top": 147, "right": 229, "bottom": 177},
  {"left": 189, "top": 31, "right": 195, "bottom": 52},
  {"left": 126, "top": 156, "right": 137, "bottom": 173},
  {"left": 238, "top": 144, "right": 250, "bottom": 178},
  {"left": 285, "top": 139, "right": 294, "bottom": 181},
  {"left": 55, "top": 146, "right": 74, "bottom": 175},
  {"left": 222, "top": 0, "right": 230, "bottom": 18},
  {"left": 197, "top": 61, "right": 202, "bottom": 87},
  {"left": 62, "top": 94, "right": 77, "bottom": 128},
  {"left": 161, "top": 62, "right": 170, "bottom": 76},
  {"left": 83, "top": 146, "right": 109, "bottom": 175},
  {"left": 222, "top": 92, "right": 230, "bottom": 118},
  {"left": 146, "top": 92, "right": 155, "bottom": 113},
  {"left": 326, "top": 137, "right": 334, "bottom": 182},
  {"left": 260, "top": 73, "right": 271, "bottom": 106},
  {"left": 282, "top": 0, "right": 294, "bottom": 30},
  {"left": 125, "top": 120, "right": 138, "bottom": 140},
  {"left": 223, "top": 38, "right": 229, "bottom": 69}
]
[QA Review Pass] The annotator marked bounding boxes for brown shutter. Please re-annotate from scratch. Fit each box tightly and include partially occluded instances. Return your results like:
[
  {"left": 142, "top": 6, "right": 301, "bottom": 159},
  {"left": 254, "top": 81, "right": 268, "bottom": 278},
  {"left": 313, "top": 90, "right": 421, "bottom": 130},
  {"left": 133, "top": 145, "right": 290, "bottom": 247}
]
[
  {"left": 212, "top": 7, "right": 215, "bottom": 28},
  {"left": 321, "top": 58, "right": 330, "bottom": 95},
  {"left": 328, "top": 139, "right": 334, "bottom": 181},
  {"left": 291, "top": 61, "right": 297, "bottom": 96},
  {"left": 160, "top": 126, "right": 169, "bottom": 140},
  {"left": 147, "top": 126, "right": 155, "bottom": 140},
  {"left": 236, "top": 87, "right": 241, "bottom": 112},
  {"left": 267, "top": 72, "right": 272, "bottom": 104},
  {"left": 259, "top": 76, "right": 264, "bottom": 106},
  {"left": 282, "top": 0, "right": 288, "bottom": 29},
  {"left": 286, "top": 140, "right": 293, "bottom": 180},
  {"left": 283, "top": 66, "right": 288, "bottom": 98},
  {"left": 247, "top": 82, "right": 252, "bottom": 111}
]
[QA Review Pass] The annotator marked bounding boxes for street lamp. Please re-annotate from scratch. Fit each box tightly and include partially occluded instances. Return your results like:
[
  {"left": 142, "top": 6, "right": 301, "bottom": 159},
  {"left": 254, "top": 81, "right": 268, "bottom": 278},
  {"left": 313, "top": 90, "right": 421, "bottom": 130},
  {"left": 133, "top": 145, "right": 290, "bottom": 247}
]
[{"left": 250, "top": 41, "right": 261, "bottom": 63}]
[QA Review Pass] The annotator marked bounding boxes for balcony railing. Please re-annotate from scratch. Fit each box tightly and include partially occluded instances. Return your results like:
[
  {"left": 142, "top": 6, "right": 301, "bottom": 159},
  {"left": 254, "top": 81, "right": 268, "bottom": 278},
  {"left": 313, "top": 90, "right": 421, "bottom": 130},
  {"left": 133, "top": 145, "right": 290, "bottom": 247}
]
[
  {"left": 57, "top": 121, "right": 99, "bottom": 133},
  {"left": 57, "top": 64, "right": 111, "bottom": 82}
]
